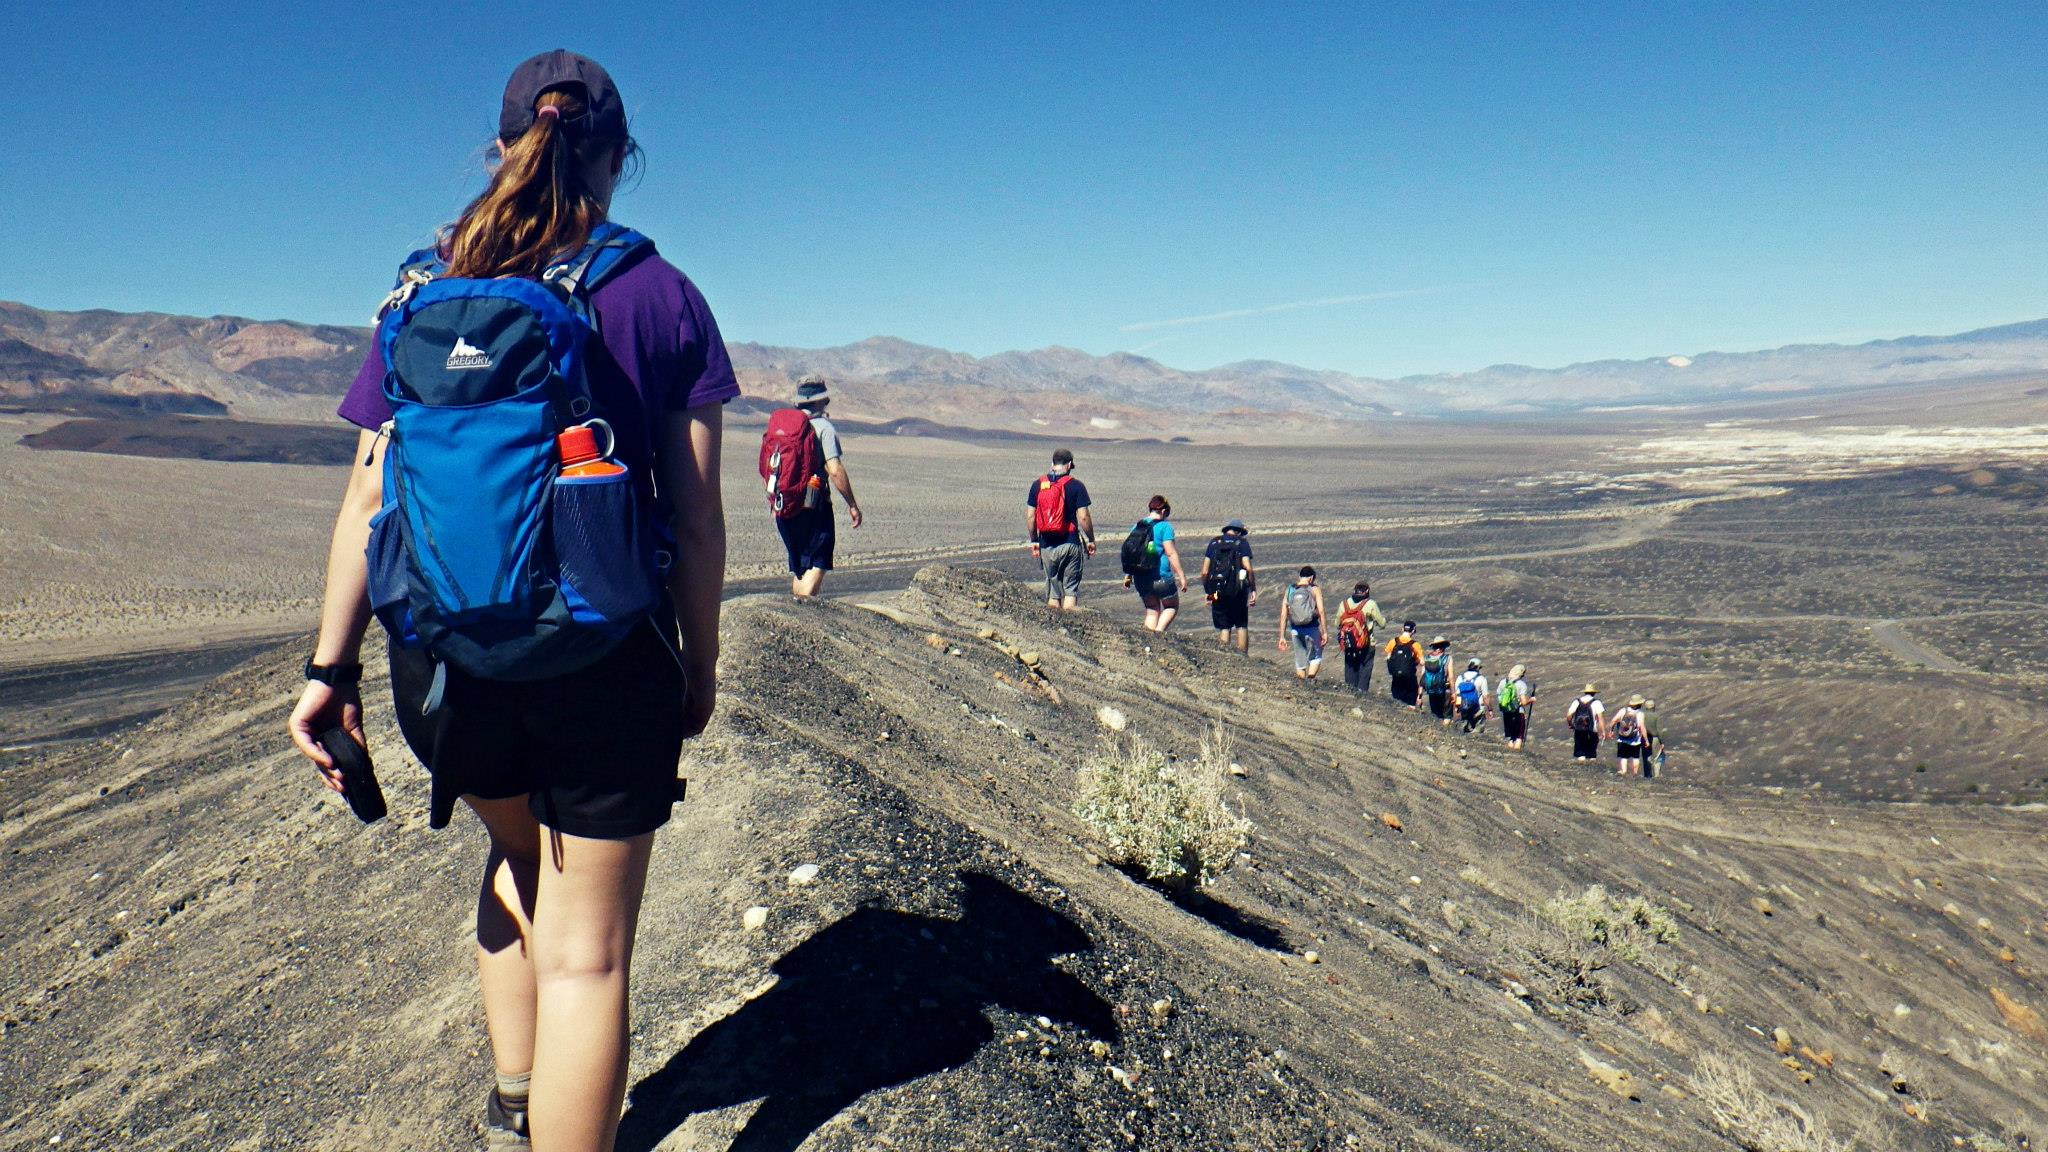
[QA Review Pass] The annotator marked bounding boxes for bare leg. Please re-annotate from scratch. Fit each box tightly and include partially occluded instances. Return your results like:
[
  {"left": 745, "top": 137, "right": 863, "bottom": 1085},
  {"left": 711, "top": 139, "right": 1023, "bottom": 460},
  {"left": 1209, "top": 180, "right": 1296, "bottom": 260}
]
[
  {"left": 527, "top": 828, "right": 657, "bottom": 1152},
  {"left": 1143, "top": 607, "right": 1161, "bottom": 630},
  {"left": 468, "top": 796, "right": 543, "bottom": 1084},
  {"left": 1155, "top": 606, "right": 1177, "bottom": 632},
  {"left": 792, "top": 568, "right": 826, "bottom": 598},
  {"left": 1060, "top": 595, "right": 1078, "bottom": 611},
  {"left": 1233, "top": 628, "right": 1249, "bottom": 653}
]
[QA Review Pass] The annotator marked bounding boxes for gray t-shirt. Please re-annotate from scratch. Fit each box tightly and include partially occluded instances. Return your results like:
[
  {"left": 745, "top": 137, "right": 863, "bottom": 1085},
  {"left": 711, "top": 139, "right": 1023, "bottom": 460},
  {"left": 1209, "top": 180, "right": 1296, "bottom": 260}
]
[{"left": 810, "top": 415, "right": 843, "bottom": 462}]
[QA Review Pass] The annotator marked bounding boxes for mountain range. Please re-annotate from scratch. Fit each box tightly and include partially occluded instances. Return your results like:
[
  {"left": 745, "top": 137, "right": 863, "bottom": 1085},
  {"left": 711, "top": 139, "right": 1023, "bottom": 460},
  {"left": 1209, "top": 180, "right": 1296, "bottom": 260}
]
[{"left": 6, "top": 297, "right": 2048, "bottom": 434}]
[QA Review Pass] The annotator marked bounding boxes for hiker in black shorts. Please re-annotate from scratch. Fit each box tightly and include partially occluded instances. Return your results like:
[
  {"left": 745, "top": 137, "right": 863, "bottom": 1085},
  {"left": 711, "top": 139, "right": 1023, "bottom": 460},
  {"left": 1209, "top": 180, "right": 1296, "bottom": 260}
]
[
  {"left": 1566, "top": 684, "right": 1605, "bottom": 761},
  {"left": 1199, "top": 519, "right": 1257, "bottom": 651},
  {"left": 1124, "top": 495, "right": 1187, "bottom": 632},
  {"left": 1385, "top": 622, "right": 1424, "bottom": 709},
  {"left": 289, "top": 52, "right": 731, "bottom": 1149}
]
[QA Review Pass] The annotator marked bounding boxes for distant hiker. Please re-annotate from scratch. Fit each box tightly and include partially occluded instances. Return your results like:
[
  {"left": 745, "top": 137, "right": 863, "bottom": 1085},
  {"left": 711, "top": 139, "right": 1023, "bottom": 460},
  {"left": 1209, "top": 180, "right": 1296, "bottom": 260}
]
[
  {"left": 1027, "top": 448, "right": 1095, "bottom": 611},
  {"left": 289, "top": 52, "right": 732, "bottom": 1151},
  {"left": 1566, "top": 684, "right": 1606, "bottom": 762},
  {"left": 1456, "top": 659, "right": 1492, "bottom": 733},
  {"left": 765, "top": 375, "right": 862, "bottom": 598},
  {"left": 1422, "top": 636, "right": 1455, "bottom": 724},
  {"left": 1385, "top": 622, "right": 1424, "bottom": 710},
  {"left": 1121, "top": 495, "right": 1186, "bottom": 632},
  {"left": 1275, "top": 566, "right": 1328, "bottom": 680},
  {"left": 1200, "top": 519, "right": 1257, "bottom": 651},
  {"left": 1334, "top": 582, "right": 1386, "bottom": 694},
  {"left": 1611, "top": 694, "right": 1650, "bottom": 777},
  {"left": 1497, "top": 664, "right": 1534, "bottom": 749},
  {"left": 1642, "top": 697, "right": 1666, "bottom": 776}
]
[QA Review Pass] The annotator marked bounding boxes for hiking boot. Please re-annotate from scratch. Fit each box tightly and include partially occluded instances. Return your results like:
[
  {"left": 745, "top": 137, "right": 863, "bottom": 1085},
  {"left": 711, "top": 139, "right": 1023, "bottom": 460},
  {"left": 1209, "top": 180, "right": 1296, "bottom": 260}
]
[{"left": 486, "top": 1087, "right": 530, "bottom": 1149}]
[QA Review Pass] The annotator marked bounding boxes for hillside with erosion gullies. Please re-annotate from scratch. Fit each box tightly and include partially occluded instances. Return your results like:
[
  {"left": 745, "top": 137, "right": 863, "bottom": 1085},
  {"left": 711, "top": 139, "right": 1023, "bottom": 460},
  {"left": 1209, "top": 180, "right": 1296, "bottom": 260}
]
[{"left": 3, "top": 566, "right": 2045, "bottom": 1150}]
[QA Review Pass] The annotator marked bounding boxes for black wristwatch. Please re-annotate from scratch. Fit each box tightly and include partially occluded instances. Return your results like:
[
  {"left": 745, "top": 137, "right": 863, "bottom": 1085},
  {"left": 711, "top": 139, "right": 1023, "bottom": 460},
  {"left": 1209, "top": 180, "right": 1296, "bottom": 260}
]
[{"left": 304, "top": 659, "right": 364, "bottom": 687}]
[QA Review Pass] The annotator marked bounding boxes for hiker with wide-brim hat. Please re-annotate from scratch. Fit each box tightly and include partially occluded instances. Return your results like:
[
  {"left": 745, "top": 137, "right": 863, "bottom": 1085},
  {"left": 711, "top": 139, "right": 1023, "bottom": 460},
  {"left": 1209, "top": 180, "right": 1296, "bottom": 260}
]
[
  {"left": 1201, "top": 518, "right": 1258, "bottom": 651},
  {"left": 289, "top": 51, "right": 735, "bottom": 1149},
  {"left": 768, "top": 375, "right": 863, "bottom": 599},
  {"left": 1422, "top": 635, "right": 1455, "bottom": 725},
  {"left": 1565, "top": 683, "right": 1606, "bottom": 762},
  {"left": 1497, "top": 663, "right": 1534, "bottom": 749}
]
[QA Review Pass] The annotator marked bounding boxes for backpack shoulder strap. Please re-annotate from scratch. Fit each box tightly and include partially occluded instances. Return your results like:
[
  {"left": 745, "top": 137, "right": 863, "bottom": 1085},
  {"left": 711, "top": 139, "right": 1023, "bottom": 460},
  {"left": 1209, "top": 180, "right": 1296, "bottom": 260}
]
[{"left": 544, "top": 224, "right": 655, "bottom": 305}]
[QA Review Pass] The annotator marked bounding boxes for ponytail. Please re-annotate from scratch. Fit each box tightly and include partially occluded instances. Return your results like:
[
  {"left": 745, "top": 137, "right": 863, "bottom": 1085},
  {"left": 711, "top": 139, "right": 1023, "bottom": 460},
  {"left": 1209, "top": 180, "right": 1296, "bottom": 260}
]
[{"left": 444, "top": 89, "right": 617, "bottom": 280}]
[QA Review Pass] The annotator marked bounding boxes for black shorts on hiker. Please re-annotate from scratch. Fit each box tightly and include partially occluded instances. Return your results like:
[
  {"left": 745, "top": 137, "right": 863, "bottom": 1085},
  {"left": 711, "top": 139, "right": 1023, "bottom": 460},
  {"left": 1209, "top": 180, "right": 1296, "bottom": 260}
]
[
  {"left": 388, "top": 620, "right": 687, "bottom": 840},
  {"left": 1136, "top": 574, "right": 1179, "bottom": 610},
  {"left": 1502, "top": 710, "right": 1527, "bottom": 741},
  {"left": 1573, "top": 730, "right": 1600, "bottom": 759},
  {"left": 1617, "top": 742, "right": 1644, "bottom": 762},
  {"left": 1428, "top": 691, "right": 1452, "bottom": 719},
  {"left": 1210, "top": 593, "right": 1250, "bottom": 630},
  {"left": 1391, "top": 672, "right": 1419, "bottom": 706},
  {"left": 1460, "top": 704, "right": 1483, "bottom": 731},
  {"left": 776, "top": 505, "right": 835, "bottom": 575}
]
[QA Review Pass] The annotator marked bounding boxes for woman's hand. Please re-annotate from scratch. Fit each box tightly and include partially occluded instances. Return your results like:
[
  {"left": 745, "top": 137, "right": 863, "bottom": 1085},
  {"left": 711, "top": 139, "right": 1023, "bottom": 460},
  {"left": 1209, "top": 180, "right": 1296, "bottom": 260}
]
[
  {"left": 680, "top": 661, "right": 717, "bottom": 739},
  {"left": 289, "top": 681, "right": 364, "bottom": 793}
]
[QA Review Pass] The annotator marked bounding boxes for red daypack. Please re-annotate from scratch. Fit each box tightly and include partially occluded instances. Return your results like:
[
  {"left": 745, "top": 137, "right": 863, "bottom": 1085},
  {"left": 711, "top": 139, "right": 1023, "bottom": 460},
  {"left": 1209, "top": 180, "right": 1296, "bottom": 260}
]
[
  {"left": 759, "top": 408, "right": 824, "bottom": 520},
  {"left": 1033, "top": 474, "right": 1072, "bottom": 538}
]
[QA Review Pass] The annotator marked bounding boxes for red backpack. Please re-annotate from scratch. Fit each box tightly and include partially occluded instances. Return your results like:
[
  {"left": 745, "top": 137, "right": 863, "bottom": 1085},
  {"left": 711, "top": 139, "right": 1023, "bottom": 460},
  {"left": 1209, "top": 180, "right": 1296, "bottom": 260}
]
[
  {"left": 1032, "top": 474, "right": 1072, "bottom": 538},
  {"left": 759, "top": 408, "right": 824, "bottom": 520}
]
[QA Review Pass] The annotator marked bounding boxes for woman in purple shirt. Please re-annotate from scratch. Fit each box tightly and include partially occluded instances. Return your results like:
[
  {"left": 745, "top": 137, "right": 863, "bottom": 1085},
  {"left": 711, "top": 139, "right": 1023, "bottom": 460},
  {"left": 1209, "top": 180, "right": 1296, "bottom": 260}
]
[{"left": 286, "top": 52, "right": 735, "bottom": 1151}]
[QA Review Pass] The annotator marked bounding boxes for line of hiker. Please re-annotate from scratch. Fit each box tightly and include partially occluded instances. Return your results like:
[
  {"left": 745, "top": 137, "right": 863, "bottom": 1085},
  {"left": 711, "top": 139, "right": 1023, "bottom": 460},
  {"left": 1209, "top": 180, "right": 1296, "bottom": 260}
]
[{"left": 754, "top": 422, "right": 1674, "bottom": 776}]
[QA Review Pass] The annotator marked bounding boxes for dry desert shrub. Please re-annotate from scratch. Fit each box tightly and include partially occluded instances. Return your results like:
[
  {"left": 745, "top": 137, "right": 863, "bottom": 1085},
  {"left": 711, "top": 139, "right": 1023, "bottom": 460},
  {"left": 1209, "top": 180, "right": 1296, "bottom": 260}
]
[
  {"left": 1074, "top": 722, "right": 1250, "bottom": 893},
  {"left": 1540, "top": 884, "right": 1681, "bottom": 966},
  {"left": 1690, "top": 1052, "right": 1857, "bottom": 1152}
]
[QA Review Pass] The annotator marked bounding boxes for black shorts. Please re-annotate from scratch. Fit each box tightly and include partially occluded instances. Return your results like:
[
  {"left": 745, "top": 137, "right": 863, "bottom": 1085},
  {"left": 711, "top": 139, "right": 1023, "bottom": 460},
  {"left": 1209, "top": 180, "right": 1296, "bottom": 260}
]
[
  {"left": 388, "top": 621, "right": 687, "bottom": 840},
  {"left": 776, "top": 505, "right": 835, "bottom": 575},
  {"left": 1136, "top": 574, "right": 1179, "bottom": 609},
  {"left": 1427, "top": 691, "right": 1452, "bottom": 719},
  {"left": 1502, "top": 710, "right": 1527, "bottom": 740},
  {"left": 1617, "top": 742, "right": 1644, "bottom": 761},
  {"left": 1210, "top": 592, "right": 1250, "bottom": 630}
]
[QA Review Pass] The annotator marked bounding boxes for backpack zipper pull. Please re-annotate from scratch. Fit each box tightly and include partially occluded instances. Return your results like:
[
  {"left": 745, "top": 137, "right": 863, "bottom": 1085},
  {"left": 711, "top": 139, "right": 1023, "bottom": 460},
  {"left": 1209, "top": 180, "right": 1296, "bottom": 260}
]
[{"left": 363, "top": 421, "right": 393, "bottom": 466}]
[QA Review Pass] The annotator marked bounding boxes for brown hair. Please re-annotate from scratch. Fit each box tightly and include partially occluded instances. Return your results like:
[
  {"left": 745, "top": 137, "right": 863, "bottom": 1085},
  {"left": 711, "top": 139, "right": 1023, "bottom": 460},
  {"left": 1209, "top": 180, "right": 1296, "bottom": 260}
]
[
  {"left": 443, "top": 88, "right": 633, "bottom": 279},
  {"left": 1148, "top": 494, "right": 1171, "bottom": 517}
]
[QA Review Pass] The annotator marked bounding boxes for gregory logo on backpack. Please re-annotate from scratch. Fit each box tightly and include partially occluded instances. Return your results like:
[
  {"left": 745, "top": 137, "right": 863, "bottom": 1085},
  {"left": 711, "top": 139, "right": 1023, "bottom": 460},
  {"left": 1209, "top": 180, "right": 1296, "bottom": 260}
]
[
  {"left": 444, "top": 336, "right": 493, "bottom": 371},
  {"left": 365, "top": 223, "right": 672, "bottom": 687}
]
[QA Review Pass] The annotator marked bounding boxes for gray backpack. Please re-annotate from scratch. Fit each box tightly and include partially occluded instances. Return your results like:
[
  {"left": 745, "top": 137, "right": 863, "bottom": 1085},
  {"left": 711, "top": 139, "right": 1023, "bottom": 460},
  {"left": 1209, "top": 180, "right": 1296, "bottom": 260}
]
[{"left": 1287, "top": 585, "right": 1317, "bottom": 626}]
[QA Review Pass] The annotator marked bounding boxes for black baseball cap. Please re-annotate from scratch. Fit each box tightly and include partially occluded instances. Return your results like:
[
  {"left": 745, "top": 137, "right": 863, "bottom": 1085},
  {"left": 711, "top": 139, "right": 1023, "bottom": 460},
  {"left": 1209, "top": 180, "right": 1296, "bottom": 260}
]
[{"left": 500, "top": 50, "right": 628, "bottom": 142}]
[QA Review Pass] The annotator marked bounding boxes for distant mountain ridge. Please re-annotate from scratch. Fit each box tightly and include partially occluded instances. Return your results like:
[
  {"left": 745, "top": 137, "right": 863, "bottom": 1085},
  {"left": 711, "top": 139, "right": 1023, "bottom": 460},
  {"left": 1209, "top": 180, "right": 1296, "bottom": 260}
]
[{"left": 6, "top": 297, "right": 2048, "bottom": 432}]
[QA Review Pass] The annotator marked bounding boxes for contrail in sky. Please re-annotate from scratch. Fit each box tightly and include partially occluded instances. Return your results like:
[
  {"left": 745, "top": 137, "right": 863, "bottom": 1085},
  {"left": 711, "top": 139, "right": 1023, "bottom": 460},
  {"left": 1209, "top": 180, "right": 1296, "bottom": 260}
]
[{"left": 1121, "top": 286, "right": 1456, "bottom": 332}]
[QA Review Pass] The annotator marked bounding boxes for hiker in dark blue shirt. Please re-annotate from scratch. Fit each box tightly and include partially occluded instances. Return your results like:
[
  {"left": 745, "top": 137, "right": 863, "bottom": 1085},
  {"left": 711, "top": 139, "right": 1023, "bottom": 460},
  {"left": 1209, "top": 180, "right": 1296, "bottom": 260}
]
[
  {"left": 1199, "top": 519, "right": 1257, "bottom": 651},
  {"left": 1026, "top": 448, "right": 1095, "bottom": 611}
]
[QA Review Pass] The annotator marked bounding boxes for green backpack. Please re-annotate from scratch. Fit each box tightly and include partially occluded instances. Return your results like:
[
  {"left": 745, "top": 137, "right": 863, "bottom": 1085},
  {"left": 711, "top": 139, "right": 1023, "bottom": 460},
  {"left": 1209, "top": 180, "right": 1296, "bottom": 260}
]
[{"left": 1497, "top": 679, "right": 1523, "bottom": 711}]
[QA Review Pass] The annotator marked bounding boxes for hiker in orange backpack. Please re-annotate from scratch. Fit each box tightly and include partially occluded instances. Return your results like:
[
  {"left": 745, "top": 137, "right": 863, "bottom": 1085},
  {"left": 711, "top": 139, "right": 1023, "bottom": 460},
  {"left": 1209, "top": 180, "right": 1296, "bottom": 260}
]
[
  {"left": 1335, "top": 582, "right": 1386, "bottom": 694},
  {"left": 1026, "top": 448, "right": 1095, "bottom": 611},
  {"left": 760, "top": 375, "right": 862, "bottom": 598}
]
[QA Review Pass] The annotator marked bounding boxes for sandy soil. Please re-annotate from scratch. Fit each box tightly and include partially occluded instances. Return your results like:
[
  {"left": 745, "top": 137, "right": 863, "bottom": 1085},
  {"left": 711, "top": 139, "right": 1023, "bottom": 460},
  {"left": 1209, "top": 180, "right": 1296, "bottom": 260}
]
[{"left": 2, "top": 566, "right": 2044, "bottom": 1150}]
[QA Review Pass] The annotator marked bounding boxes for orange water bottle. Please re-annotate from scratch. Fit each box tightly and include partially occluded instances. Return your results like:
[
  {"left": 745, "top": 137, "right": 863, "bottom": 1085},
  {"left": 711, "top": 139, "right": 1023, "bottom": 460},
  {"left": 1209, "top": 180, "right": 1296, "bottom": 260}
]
[{"left": 557, "top": 422, "right": 626, "bottom": 477}]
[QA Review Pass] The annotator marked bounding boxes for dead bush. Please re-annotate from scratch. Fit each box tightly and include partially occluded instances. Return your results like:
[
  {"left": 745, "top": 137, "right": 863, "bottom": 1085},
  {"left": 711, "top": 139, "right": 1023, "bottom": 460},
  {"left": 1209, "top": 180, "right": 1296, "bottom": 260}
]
[
  {"left": 1074, "top": 722, "right": 1250, "bottom": 893},
  {"left": 1540, "top": 884, "right": 1681, "bottom": 966},
  {"left": 1691, "top": 1052, "right": 1857, "bottom": 1152}
]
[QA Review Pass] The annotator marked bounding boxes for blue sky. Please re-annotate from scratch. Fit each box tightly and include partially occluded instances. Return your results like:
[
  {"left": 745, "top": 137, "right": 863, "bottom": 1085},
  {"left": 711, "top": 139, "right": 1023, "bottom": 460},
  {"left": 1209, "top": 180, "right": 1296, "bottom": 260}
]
[{"left": 5, "top": 2, "right": 2048, "bottom": 377}]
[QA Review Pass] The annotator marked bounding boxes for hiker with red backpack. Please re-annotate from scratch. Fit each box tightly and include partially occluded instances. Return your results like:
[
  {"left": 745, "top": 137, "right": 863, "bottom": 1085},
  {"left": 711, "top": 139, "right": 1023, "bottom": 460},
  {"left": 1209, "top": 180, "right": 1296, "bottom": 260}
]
[
  {"left": 1335, "top": 582, "right": 1385, "bottom": 693},
  {"left": 1026, "top": 448, "right": 1095, "bottom": 610},
  {"left": 760, "top": 375, "right": 862, "bottom": 598},
  {"left": 288, "top": 53, "right": 732, "bottom": 1151},
  {"left": 1200, "top": 519, "right": 1257, "bottom": 651}
]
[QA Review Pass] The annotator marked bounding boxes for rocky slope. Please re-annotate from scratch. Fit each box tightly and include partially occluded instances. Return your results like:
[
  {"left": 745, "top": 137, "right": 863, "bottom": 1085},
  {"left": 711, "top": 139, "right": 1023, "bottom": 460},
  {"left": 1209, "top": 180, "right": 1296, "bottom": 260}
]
[{"left": 3, "top": 566, "right": 2044, "bottom": 1150}]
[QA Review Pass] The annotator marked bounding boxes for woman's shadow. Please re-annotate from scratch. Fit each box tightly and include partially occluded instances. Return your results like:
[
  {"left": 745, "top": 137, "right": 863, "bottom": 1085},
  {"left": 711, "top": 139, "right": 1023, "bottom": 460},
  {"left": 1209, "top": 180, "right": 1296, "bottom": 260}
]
[{"left": 614, "top": 871, "right": 1119, "bottom": 1152}]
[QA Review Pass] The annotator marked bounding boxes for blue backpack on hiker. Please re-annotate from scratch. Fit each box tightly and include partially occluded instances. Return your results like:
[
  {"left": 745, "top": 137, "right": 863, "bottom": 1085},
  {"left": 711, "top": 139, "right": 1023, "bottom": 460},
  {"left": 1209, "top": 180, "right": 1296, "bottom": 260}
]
[
  {"left": 363, "top": 223, "right": 672, "bottom": 699},
  {"left": 1456, "top": 674, "right": 1482, "bottom": 709}
]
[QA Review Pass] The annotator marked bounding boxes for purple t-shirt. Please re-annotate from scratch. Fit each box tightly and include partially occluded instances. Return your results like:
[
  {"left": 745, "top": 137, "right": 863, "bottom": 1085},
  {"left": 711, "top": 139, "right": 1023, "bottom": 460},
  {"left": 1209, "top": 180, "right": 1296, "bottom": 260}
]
[{"left": 337, "top": 247, "right": 739, "bottom": 475}]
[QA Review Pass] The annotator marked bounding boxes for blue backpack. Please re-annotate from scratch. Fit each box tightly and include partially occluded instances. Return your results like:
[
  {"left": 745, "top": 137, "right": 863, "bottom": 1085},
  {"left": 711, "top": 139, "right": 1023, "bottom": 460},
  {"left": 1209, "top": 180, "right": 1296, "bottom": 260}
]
[
  {"left": 1457, "top": 674, "right": 1482, "bottom": 708},
  {"left": 364, "top": 223, "right": 672, "bottom": 701}
]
